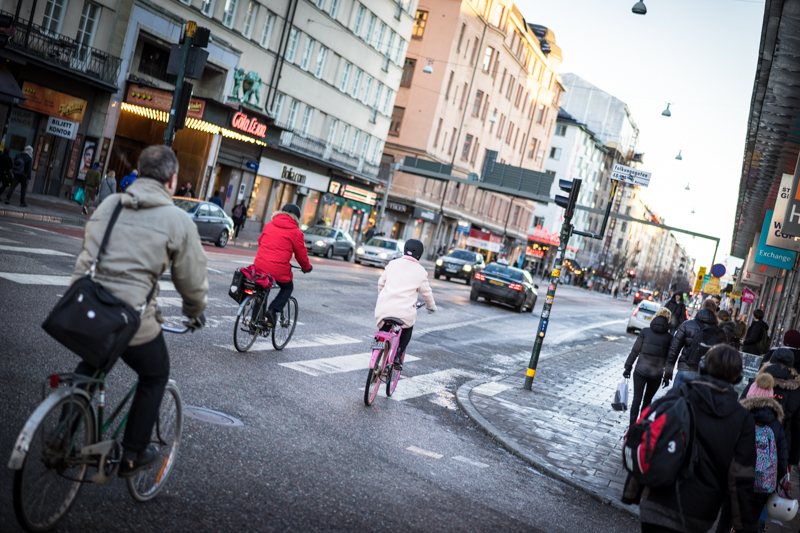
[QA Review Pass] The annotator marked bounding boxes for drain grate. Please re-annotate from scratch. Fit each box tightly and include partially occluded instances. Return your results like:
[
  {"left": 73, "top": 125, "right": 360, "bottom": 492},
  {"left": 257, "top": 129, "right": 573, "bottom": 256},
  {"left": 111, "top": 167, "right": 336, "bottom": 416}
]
[{"left": 183, "top": 406, "right": 244, "bottom": 426}]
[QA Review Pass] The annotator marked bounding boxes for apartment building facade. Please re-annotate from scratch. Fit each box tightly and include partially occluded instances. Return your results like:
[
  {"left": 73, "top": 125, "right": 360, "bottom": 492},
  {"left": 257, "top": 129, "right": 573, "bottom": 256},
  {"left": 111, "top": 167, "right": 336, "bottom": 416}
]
[{"left": 381, "top": 0, "right": 564, "bottom": 262}]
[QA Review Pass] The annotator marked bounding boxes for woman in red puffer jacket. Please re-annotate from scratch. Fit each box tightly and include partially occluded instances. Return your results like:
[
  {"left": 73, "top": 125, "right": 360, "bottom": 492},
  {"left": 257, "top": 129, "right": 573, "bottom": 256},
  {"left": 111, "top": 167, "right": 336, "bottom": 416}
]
[{"left": 253, "top": 204, "right": 312, "bottom": 325}]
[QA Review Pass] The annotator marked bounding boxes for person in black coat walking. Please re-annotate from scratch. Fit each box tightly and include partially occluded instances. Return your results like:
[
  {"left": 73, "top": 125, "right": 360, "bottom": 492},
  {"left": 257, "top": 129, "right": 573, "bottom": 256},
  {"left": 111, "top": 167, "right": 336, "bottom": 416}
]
[
  {"left": 665, "top": 292, "right": 687, "bottom": 334},
  {"left": 624, "top": 308, "right": 673, "bottom": 425},
  {"left": 664, "top": 300, "right": 723, "bottom": 388},
  {"left": 742, "top": 309, "right": 769, "bottom": 355}
]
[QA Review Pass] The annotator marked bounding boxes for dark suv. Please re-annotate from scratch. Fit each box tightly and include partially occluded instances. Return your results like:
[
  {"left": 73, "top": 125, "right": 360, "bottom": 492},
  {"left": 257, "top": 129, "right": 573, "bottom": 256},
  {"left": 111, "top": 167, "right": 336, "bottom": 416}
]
[{"left": 434, "top": 249, "right": 486, "bottom": 284}]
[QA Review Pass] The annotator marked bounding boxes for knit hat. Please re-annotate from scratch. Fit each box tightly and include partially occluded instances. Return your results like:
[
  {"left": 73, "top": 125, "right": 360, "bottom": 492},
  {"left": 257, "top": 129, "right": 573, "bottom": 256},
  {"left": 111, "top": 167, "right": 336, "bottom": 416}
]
[
  {"left": 785, "top": 329, "right": 800, "bottom": 349},
  {"left": 772, "top": 348, "right": 795, "bottom": 368},
  {"left": 747, "top": 373, "right": 775, "bottom": 398}
]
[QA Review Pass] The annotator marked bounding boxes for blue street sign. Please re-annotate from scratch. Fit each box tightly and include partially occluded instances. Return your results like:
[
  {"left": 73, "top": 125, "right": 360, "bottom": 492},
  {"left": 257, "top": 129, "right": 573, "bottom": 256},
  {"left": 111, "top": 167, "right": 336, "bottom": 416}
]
[
  {"left": 710, "top": 263, "right": 726, "bottom": 278},
  {"left": 756, "top": 210, "right": 796, "bottom": 269},
  {"left": 245, "top": 160, "right": 259, "bottom": 171}
]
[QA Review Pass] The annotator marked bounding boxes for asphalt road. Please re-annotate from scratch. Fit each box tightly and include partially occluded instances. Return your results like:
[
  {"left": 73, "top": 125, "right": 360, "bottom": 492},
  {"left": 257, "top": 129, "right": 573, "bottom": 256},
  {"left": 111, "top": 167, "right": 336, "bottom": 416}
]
[{"left": 0, "top": 218, "right": 641, "bottom": 533}]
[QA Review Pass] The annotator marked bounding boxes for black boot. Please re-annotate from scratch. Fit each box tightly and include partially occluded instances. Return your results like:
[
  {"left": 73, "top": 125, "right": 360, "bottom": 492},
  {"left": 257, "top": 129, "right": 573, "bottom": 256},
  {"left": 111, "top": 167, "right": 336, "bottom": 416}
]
[{"left": 118, "top": 444, "right": 159, "bottom": 478}]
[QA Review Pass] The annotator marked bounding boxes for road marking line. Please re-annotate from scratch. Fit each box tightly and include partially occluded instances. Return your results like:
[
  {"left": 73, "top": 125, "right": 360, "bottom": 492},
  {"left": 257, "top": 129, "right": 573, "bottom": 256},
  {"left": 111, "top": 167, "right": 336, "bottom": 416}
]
[
  {"left": 0, "top": 237, "right": 19, "bottom": 243},
  {"left": 414, "top": 314, "right": 507, "bottom": 336},
  {"left": 549, "top": 319, "right": 627, "bottom": 343},
  {"left": 0, "top": 245, "right": 73, "bottom": 256},
  {"left": 279, "top": 351, "right": 421, "bottom": 375},
  {"left": 472, "top": 381, "right": 515, "bottom": 397},
  {"left": 452, "top": 456, "right": 489, "bottom": 468},
  {"left": 388, "top": 368, "right": 482, "bottom": 402},
  {"left": 0, "top": 273, "right": 177, "bottom": 291},
  {"left": 406, "top": 446, "right": 443, "bottom": 459},
  {"left": 207, "top": 267, "right": 225, "bottom": 274}
]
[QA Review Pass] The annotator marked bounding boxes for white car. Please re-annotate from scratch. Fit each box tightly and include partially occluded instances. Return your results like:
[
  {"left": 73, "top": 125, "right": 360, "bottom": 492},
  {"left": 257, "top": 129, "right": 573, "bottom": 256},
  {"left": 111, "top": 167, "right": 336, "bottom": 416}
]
[
  {"left": 627, "top": 300, "right": 661, "bottom": 333},
  {"left": 355, "top": 237, "right": 405, "bottom": 267}
]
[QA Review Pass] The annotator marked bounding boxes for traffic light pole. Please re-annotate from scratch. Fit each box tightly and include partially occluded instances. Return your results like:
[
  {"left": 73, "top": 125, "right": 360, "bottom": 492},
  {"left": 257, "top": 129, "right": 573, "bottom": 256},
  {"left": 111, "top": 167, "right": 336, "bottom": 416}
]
[{"left": 164, "top": 21, "right": 196, "bottom": 147}]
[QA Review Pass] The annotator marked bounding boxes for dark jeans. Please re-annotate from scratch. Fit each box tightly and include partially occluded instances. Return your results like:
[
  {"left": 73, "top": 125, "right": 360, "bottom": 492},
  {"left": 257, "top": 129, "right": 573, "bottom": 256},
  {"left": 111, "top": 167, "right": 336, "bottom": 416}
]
[
  {"left": 74, "top": 333, "right": 170, "bottom": 453},
  {"left": 233, "top": 218, "right": 244, "bottom": 238},
  {"left": 268, "top": 280, "right": 293, "bottom": 313},
  {"left": 380, "top": 323, "right": 413, "bottom": 361},
  {"left": 715, "top": 492, "right": 768, "bottom": 533},
  {"left": 3, "top": 176, "right": 27, "bottom": 204},
  {"left": 631, "top": 372, "right": 661, "bottom": 425}
]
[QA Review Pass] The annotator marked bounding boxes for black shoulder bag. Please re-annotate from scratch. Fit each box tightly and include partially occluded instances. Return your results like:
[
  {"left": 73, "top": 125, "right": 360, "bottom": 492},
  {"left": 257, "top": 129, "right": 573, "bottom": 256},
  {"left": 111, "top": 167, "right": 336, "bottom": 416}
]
[{"left": 42, "top": 201, "right": 156, "bottom": 371}]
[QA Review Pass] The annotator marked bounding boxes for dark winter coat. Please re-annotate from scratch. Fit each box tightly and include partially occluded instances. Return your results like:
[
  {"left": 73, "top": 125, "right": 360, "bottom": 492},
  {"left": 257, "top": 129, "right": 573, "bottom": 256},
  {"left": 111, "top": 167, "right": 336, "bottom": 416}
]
[
  {"left": 740, "top": 395, "right": 788, "bottom": 482},
  {"left": 763, "top": 347, "right": 800, "bottom": 375},
  {"left": 742, "top": 320, "right": 769, "bottom": 355},
  {"left": 639, "top": 376, "right": 756, "bottom": 533},
  {"left": 720, "top": 320, "right": 737, "bottom": 344},
  {"left": 665, "top": 294, "right": 687, "bottom": 329},
  {"left": 254, "top": 211, "right": 312, "bottom": 284},
  {"left": 664, "top": 308, "right": 719, "bottom": 379},
  {"left": 744, "top": 363, "right": 800, "bottom": 465},
  {"left": 12, "top": 152, "right": 32, "bottom": 181},
  {"left": 625, "top": 315, "right": 672, "bottom": 379},
  {"left": 0, "top": 151, "right": 12, "bottom": 184}
]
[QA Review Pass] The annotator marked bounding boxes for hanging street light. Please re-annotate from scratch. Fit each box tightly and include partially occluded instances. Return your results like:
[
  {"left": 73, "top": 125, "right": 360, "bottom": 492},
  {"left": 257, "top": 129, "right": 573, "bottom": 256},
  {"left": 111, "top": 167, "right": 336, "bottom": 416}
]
[
  {"left": 661, "top": 103, "right": 672, "bottom": 117},
  {"left": 691, "top": 208, "right": 695, "bottom": 214},
  {"left": 675, "top": 150, "right": 682, "bottom": 160},
  {"left": 489, "top": 111, "right": 497, "bottom": 124},
  {"left": 632, "top": 2, "right": 647, "bottom": 15},
  {"left": 685, "top": 182, "right": 690, "bottom": 191},
  {"left": 423, "top": 60, "right": 433, "bottom": 74}
]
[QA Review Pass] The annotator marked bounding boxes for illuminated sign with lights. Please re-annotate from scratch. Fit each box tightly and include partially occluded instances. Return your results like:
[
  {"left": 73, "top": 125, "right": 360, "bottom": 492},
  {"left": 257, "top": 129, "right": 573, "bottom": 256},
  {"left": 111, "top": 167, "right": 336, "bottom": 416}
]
[
  {"left": 124, "top": 83, "right": 204, "bottom": 119},
  {"left": 231, "top": 112, "right": 267, "bottom": 138},
  {"left": 328, "top": 181, "right": 377, "bottom": 205}
]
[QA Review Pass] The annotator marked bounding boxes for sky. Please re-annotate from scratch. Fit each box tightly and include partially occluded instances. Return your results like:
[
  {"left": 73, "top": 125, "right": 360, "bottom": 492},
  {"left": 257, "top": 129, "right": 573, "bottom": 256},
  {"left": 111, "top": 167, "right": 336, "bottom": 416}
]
[{"left": 518, "top": 0, "right": 765, "bottom": 271}]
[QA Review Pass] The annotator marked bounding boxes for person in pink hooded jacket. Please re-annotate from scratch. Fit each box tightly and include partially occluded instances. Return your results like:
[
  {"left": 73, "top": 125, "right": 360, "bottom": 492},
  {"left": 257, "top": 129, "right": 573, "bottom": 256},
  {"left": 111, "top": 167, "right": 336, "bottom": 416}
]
[{"left": 374, "top": 239, "right": 437, "bottom": 370}]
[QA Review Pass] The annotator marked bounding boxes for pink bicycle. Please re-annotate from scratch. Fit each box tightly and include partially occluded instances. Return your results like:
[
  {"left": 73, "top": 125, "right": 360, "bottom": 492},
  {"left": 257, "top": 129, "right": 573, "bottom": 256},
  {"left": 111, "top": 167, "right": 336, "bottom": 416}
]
[{"left": 364, "top": 302, "right": 425, "bottom": 406}]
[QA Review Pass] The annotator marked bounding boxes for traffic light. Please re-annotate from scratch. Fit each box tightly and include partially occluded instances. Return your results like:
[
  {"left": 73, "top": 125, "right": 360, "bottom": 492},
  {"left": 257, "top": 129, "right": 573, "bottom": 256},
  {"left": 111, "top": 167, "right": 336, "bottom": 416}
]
[
  {"left": 554, "top": 178, "right": 582, "bottom": 220},
  {"left": 0, "top": 14, "right": 14, "bottom": 47},
  {"left": 628, "top": 269, "right": 636, "bottom": 278}
]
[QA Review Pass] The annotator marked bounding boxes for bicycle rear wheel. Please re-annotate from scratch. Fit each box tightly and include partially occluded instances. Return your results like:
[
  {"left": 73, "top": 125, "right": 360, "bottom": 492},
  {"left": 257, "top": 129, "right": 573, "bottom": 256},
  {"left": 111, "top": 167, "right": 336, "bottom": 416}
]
[
  {"left": 364, "top": 344, "right": 389, "bottom": 406},
  {"left": 127, "top": 381, "right": 183, "bottom": 502},
  {"left": 13, "top": 394, "right": 94, "bottom": 533},
  {"left": 234, "top": 296, "right": 260, "bottom": 352},
  {"left": 272, "top": 297, "right": 298, "bottom": 351}
]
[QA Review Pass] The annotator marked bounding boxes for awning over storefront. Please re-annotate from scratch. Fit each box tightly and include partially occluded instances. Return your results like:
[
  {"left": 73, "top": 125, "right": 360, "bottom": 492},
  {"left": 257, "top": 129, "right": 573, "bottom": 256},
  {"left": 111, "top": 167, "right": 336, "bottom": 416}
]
[{"left": 0, "top": 63, "right": 24, "bottom": 103}]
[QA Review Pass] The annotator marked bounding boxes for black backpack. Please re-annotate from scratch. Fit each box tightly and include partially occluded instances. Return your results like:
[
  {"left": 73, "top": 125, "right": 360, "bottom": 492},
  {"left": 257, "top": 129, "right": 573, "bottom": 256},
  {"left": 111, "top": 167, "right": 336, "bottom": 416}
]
[{"left": 685, "top": 323, "right": 727, "bottom": 368}]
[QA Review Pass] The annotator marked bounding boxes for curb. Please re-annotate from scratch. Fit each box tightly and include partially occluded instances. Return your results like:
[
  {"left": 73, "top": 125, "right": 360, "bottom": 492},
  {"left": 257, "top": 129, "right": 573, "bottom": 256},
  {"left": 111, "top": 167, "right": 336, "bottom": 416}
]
[
  {"left": 455, "top": 370, "right": 639, "bottom": 518},
  {"left": 0, "top": 209, "right": 86, "bottom": 227}
]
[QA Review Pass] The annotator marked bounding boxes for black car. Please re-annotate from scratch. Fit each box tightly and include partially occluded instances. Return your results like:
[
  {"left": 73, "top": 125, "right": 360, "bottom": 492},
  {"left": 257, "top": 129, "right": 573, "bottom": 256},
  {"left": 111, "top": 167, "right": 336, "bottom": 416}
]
[
  {"left": 434, "top": 249, "right": 486, "bottom": 284},
  {"left": 173, "top": 198, "right": 234, "bottom": 247},
  {"left": 470, "top": 262, "right": 538, "bottom": 313}
]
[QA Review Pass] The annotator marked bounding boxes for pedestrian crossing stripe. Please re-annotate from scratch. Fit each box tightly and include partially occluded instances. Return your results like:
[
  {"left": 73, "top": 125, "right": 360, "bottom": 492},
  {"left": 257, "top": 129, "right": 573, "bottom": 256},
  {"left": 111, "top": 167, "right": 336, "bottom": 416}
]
[
  {"left": 472, "top": 381, "right": 515, "bottom": 397},
  {"left": 0, "top": 245, "right": 73, "bottom": 256},
  {"left": 380, "top": 368, "right": 482, "bottom": 402},
  {"left": 278, "top": 351, "right": 421, "bottom": 376},
  {"left": 215, "top": 334, "right": 363, "bottom": 354},
  {"left": 0, "top": 273, "right": 177, "bottom": 291}
]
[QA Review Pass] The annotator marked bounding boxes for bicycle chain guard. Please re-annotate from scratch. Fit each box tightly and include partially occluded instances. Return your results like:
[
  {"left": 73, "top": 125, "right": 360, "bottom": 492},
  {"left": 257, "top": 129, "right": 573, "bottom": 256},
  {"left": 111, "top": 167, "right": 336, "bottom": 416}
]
[{"left": 81, "top": 439, "right": 121, "bottom": 484}]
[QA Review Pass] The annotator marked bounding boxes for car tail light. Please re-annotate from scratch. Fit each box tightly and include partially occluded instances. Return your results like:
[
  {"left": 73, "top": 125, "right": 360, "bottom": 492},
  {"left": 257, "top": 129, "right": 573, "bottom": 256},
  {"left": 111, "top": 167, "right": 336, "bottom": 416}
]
[
  {"left": 648, "top": 295, "right": 653, "bottom": 301},
  {"left": 475, "top": 273, "right": 485, "bottom": 281},
  {"left": 635, "top": 292, "right": 640, "bottom": 298},
  {"left": 632, "top": 308, "right": 639, "bottom": 316},
  {"left": 686, "top": 310, "right": 690, "bottom": 320},
  {"left": 509, "top": 283, "right": 523, "bottom": 291}
]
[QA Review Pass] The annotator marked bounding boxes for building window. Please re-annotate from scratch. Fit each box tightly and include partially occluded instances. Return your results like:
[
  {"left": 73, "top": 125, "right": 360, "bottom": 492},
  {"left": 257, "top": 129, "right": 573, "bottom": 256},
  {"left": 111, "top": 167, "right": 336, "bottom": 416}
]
[
  {"left": 621, "top": 221, "right": 627, "bottom": 232},
  {"left": 459, "top": 83, "right": 467, "bottom": 110},
  {"left": 260, "top": 11, "right": 276, "bottom": 48},
  {"left": 385, "top": 30, "right": 395, "bottom": 56},
  {"left": 448, "top": 128, "right": 457, "bottom": 155},
  {"left": 527, "top": 139, "right": 537, "bottom": 158},
  {"left": 271, "top": 93, "right": 285, "bottom": 122},
  {"left": 286, "top": 99, "right": 300, "bottom": 129},
  {"left": 472, "top": 90, "right": 483, "bottom": 116},
  {"left": 543, "top": 71, "right": 553, "bottom": 89},
  {"left": 382, "top": 89, "right": 394, "bottom": 115},
  {"left": 626, "top": 206, "right": 632, "bottom": 215},
  {"left": 617, "top": 238, "right": 623, "bottom": 249},
  {"left": 401, "top": 58, "right": 415, "bottom": 87},
  {"left": 515, "top": 84, "right": 523, "bottom": 107},
  {"left": 42, "top": 0, "right": 67, "bottom": 34},
  {"left": 394, "top": 38, "right": 405, "bottom": 64},
  {"left": 490, "top": 4, "right": 504, "bottom": 27},
  {"left": 314, "top": 46, "right": 328, "bottom": 78},
  {"left": 469, "top": 38, "right": 478, "bottom": 66},
  {"left": 374, "top": 22, "right": 386, "bottom": 50},
  {"left": 500, "top": 69, "right": 507, "bottom": 93},
  {"left": 329, "top": 0, "right": 340, "bottom": 18},
  {"left": 389, "top": 106, "right": 404, "bottom": 135},
  {"left": 456, "top": 23, "right": 466, "bottom": 52},
  {"left": 370, "top": 140, "right": 382, "bottom": 165},
  {"left": 555, "top": 124, "right": 567, "bottom": 136},
  {"left": 362, "top": 76, "right": 373, "bottom": 104},
  {"left": 351, "top": 68, "right": 363, "bottom": 98},
  {"left": 339, "top": 62, "right": 351, "bottom": 92},
  {"left": 285, "top": 28, "right": 299, "bottom": 62},
  {"left": 433, "top": 118, "right": 443, "bottom": 147},
  {"left": 482, "top": 46, "right": 493, "bottom": 72},
  {"left": 300, "top": 38, "right": 314, "bottom": 70},
  {"left": 326, "top": 119, "right": 338, "bottom": 144},
  {"left": 549, "top": 147, "right": 561, "bottom": 160},
  {"left": 536, "top": 104, "right": 545, "bottom": 124},
  {"left": 412, "top": 10, "right": 428, "bottom": 38},
  {"left": 372, "top": 83, "right": 383, "bottom": 108},
  {"left": 300, "top": 106, "right": 313, "bottom": 137},
  {"left": 75, "top": 1, "right": 100, "bottom": 63},
  {"left": 200, "top": 0, "right": 215, "bottom": 17},
  {"left": 338, "top": 125, "right": 350, "bottom": 152},
  {"left": 445, "top": 71, "right": 454, "bottom": 99},
  {"left": 506, "top": 77, "right": 514, "bottom": 99},
  {"left": 349, "top": 130, "right": 360, "bottom": 157},
  {"left": 364, "top": 13, "right": 376, "bottom": 43},
  {"left": 353, "top": 4, "right": 365, "bottom": 34},
  {"left": 221, "top": 0, "right": 238, "bottom": 28},
  {"left": 461, "top": 135, "right": 473, "bottom": 160},
  {"left": 137, "top": 42, "right": 176, "bottom": 84},
  {"left": 242, "top": 2, "right": 257, "bottom": 38},
  {"left": 315, "top": 0, "right": 324, "bottom": 8}
]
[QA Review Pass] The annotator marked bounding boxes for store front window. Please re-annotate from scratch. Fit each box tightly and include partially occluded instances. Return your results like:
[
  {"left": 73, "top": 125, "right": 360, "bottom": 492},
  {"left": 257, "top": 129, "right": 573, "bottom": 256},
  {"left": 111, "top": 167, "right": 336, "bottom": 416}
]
[
  {"left": 248, "top": 175, "right": 272, "bottom": 222},
  {"left": 301, "top": 190, "right": 321, "bottom": 229}
]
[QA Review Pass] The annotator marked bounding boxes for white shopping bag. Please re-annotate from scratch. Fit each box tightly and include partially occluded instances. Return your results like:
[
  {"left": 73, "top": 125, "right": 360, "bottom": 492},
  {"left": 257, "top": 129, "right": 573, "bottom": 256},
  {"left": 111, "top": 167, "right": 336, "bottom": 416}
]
[{"left": 611, "top": 379, "right": 629, "bottom": 412}]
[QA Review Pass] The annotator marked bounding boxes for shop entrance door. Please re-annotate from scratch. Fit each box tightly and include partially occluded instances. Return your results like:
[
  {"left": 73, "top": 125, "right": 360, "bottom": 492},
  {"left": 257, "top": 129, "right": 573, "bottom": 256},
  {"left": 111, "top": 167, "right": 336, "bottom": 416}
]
[
  {"left": 108, "top": 137, "right": 145, "bottom": 181},
  {"left": 32, "top": 135, "right": 65, "bottom": 197}
]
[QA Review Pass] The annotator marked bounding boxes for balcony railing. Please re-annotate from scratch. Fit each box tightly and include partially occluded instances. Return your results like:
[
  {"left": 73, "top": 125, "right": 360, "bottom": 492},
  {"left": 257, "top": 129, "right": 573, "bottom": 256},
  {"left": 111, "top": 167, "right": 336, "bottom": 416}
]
[
  {"left": 279, "top": 130, "right": 379, "bottom": 180},
  {"left": 5, "top": 13, "right": 122, "bottom": 86}
]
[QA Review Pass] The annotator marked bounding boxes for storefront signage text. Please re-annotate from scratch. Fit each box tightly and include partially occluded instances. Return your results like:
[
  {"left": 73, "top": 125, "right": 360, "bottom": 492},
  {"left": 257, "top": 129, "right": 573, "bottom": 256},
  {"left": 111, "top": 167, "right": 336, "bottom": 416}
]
[
  {"left": 20, "top": 82, "right": 87, "bottom": 123},
  {"left": 413, "top": 207, "right": 439, "bottom": 223},
  {"left": 281, "top": 165, "right": 306, "bottom": 184},
  {"left": 385, "top": 201, "right": 411, "bottom": 213},
  {"left": 231, "top": 112, "right": 267, "bottom": 138},
  {"left": 45, "top": 116, "right": 78, "bottom": 139},
  {"left": 329, "top": 181, "right": 377, "bottom": 206},
  {"left": 456, "top": 220, "right": 471, "bottom": 234},
  {"left": 466, "top": 228, "right": 502, "bottom": 253},
  {"left": 125, "top": 83, "right": 204, "bottom": 119}
]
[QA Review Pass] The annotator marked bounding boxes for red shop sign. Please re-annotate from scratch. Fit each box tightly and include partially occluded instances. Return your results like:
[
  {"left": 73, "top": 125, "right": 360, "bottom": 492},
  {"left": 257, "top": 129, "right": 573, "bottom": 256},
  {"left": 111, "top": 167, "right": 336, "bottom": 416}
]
[{"left": 231, "top": 112, "right": 267, "bottom": 138}]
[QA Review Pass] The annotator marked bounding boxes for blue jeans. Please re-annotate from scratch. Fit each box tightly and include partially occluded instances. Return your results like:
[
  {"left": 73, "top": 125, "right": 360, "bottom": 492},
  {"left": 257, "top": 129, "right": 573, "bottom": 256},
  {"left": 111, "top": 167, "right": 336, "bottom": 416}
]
[{"left": 672, "top": 369, "right": 698, "bottom": 389}]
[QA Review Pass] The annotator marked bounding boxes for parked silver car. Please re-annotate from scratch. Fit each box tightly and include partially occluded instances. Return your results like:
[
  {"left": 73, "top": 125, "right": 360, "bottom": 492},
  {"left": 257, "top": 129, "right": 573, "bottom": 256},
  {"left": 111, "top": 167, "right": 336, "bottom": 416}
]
[
  {"left": 303, "top": 226, "right": 355, "bottom": 261},
  {"left": 173, "top": 198, "right": 234, "bottom": 247},
  {"left": 355, "top": 237, "right": 405, "bottom": 267}
]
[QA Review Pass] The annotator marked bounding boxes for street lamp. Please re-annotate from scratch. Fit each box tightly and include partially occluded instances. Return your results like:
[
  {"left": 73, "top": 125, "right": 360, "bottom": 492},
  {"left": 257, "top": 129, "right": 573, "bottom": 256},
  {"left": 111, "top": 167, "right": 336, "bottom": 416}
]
[
  {"left": 675, "top": 150, "right": 682, "bottom": 160},
  {"left": 632, "top": 1, "right": 647, "bottom": 14},
  {"left": 661, "top": 103, "right": 671, "bottom": 117},
  {"left": 691, "top": 207, "right": 695, "bottom": 214},
  {"left": 685, "top": 182, "right": 690, "bottom": 191},
  {"left": 423, "top": 60, "right": 433, "bottom": 74},
  {"left": 489, "top": 111, "right": 497, "bottom": 124}
]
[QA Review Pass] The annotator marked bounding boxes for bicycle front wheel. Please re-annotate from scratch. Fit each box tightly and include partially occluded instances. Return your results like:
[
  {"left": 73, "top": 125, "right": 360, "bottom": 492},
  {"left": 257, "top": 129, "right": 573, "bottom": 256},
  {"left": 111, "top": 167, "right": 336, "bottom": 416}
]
[
  {"left": 272, "top": 297, "right": 298, "bottom": 351},
  {"left": 127, "top": 381, "right": 183, "bottom": 502},
  {"left": 13, "top": 394, "right": 95, "bottom": 533},
  {"left": 364, "top": 344, "right": 389, "bottom": 406},
  {"left": 387, "top": 349, "right": 402, "bottom": 397},
  {"left": 234, "top": 296, "right": 260, "bottom": 352}
]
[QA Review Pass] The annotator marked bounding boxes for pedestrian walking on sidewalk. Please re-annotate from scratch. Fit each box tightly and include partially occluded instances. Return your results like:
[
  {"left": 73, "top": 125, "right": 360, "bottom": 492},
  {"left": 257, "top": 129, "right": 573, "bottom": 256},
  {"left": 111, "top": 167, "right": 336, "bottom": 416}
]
[
  {"left": 231, "top": 201, "right": 246, "bottom": 239},
  {"left": 120, "top": 169, "right": 138, "bottom": 192},
  {"left": 624, "top": 307, "right": 673, "bottom": 426},
  {"left": 762, "top": 329, "right": 800, "bottom": 374},
  {"left": 664, "top": 299, "right": 725, "bottom": 389},
  {"left": 718, "top": 309, "right": 737, "bottom": 345},
  {"left": 97, "top": 170, "right": 116, "bottom": 204},
  {"left": 665, "top": 293, "right": 687, "bottom": 335},
  {"left": 209, "top": 190, "right": 223, "bottom": 208},
  {"left": 634, "top": 344, "right": 757, "bottom": 533},
  {"left": 742, "top": 309, "right": 770, "bottom": 355},
  {"left": 81, "top": 163, "right": 101, "bottom": 215},
  {"left": 176, "top": 182, "right": 195, "bottom": 198},
  {"left": 0, "top": 148, "right": 13, "bottom": 197},
  {"left": 4, "top": 145, "right": 33, "bottom": 207}
]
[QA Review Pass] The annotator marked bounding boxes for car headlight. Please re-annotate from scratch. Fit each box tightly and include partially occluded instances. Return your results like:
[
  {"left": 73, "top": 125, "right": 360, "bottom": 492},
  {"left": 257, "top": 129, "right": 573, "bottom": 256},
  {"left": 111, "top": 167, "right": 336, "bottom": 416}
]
[
  {"left": 379, "top": 252, "right": 388, "bottom": 259},
  {"left": 463, "top": 264, "right": 472, "bottom": 272},
  {"left": 357, "top": 247, "right": 365, "bottom": 254},
  {"left": 435, "top": 259, "right": 443, "bottom": 266},
  {"left": 315, "top": 240, "right": 325, "bottom": 246}
]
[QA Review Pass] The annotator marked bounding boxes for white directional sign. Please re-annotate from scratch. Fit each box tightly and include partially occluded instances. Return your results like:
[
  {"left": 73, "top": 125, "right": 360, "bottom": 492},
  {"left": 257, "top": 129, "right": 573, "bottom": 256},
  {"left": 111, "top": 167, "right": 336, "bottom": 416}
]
[{"left": 610, "top": 163, "right": 651, "bottom": 187}]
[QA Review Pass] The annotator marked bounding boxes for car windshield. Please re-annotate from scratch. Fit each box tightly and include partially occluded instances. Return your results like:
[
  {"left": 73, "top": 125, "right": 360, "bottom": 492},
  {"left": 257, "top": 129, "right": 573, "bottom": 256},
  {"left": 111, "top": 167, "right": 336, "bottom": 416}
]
[
  {"left": 366, "top": 239, "right": 398, "bottom": 250},
  {"left": 484, "top": 264, "right": 524, "bottom": 281},
  {"left": 173, "top": 199, "right": 199, "bottom": 214},
  {"left": 305, "top": 227, "right": 335, "bottom": 237},
  {"left": 446, "top": 250, "right": 478, "bottom": 261},
  {"left": 639, "top": 301, "right": 660, "bottom": 312}
]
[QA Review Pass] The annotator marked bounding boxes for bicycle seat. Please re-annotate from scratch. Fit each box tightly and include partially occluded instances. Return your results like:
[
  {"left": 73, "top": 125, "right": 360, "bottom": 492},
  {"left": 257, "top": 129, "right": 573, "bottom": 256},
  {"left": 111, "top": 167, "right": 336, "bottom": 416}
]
[{"left": 383, "top": 317, "right": 405, "bottom": 327}]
